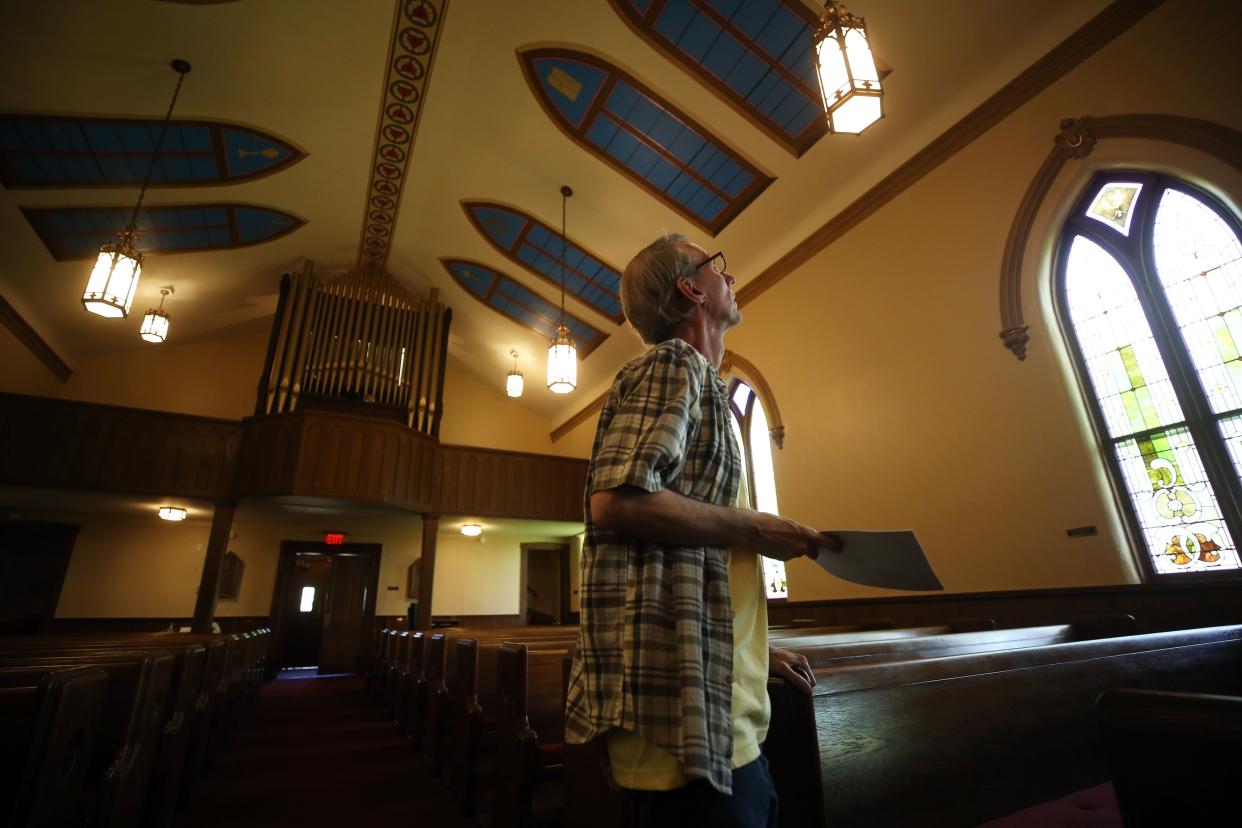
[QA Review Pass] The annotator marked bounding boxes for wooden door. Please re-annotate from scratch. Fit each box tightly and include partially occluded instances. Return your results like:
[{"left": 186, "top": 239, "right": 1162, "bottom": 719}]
[
  {"left": 319, "top": 552, "right": 377, "bottom": 674},
  {"left": 0, "top": 521, "right": 78, "bottom": 634},
  {"left": 279, "top": 554, "right": 333, "bottom": 668}
]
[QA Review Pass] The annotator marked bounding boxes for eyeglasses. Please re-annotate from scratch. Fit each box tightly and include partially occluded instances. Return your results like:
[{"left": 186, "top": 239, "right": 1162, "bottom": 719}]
[{"left": 688, "top": 251, "right": 726, "bottom": 278}]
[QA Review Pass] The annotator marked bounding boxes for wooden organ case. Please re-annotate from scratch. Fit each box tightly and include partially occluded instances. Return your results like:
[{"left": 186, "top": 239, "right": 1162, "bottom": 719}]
[{"left": 257, "top": 262, "right": 452, "bottom": 437}]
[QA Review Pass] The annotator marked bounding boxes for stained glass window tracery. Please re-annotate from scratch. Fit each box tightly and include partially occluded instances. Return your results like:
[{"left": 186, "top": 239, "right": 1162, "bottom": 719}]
[
  {"left": 728, "top": 378, "right": 788, "bottom": 599},
  {"left": 1058, "top": 171, "right": 1242, "bottom": 578}
]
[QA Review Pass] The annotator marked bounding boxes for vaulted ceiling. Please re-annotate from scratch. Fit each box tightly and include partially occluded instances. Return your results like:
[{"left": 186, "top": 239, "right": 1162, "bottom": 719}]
[{"left": 0, "top": 0, "right": 1111, "bottom": 423}]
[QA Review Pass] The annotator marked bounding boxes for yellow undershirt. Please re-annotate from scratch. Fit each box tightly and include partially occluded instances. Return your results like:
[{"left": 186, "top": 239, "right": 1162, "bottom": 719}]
[{"left": 606, "top": 473, "right": 770, "bottom": 790}]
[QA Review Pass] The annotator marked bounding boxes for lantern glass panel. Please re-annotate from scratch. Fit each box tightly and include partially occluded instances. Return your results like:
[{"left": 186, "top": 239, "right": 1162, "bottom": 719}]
[
  {"left": 83, "top": 249, "right": 142, "bottom": 317},
  {"left": 843, "top": 26, "right": 879, "bottom": 86},
  {"left": 506, "top": 371, "right": 524, "bottom": 398},
  {"left": 547, "top": 339, "right": 577, "bottom": 393},
  {"left": 832, "top": 94, "right": 883, "bottom": 134},
  {"left": 140, "top": 310, "right": 169, "bottom": 343},
  {"left": 814, "top": 35, "right": 849, "bottom": 106}
]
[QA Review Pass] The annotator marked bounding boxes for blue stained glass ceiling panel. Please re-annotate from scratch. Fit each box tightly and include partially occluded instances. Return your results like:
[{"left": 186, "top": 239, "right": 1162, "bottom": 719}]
[
  {"left": 441, "top": 259, "right": 608, "bottom": 358},
  {"left": 520, "top": 48, "right": 773, "bottom": 235},
  {"left": 463, "top": 201, "right": 624, "bottom": 324},
  {"left": 611, "top": 0, "right": 826, "bottom": 157},
  {"left": 21, "top": 204, "right": 304, "bottom": 261},
  {"left": 0, "top": 115, "right": 304, "bottom": 188}
]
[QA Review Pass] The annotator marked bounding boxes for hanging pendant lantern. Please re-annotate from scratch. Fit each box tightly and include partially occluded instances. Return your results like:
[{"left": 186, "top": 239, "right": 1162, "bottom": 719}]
[
  {"left": 82, "top": 59, "right": 191, "bottom": 318},
  {"left": 139, "top": 286, "right": 173, "bottom": 343},
  {"left": 547, "top": 324, "right": 577, "bottom": 394},
  {"left": 83, "top": 229, "right": 144, "bottom": 318},
  {"left": 547, "top": 185, "right": 577, "bottom": 394},
  {"left": 812, "top": 1, "right": 883, "bottom": 135},
  {"left": 506, "top": 349, "right": 524, "bottom": 398}
]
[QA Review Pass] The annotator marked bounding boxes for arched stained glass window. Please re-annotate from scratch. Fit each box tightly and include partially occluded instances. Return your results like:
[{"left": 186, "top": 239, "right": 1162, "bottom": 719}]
[
  {"left": 1057, "top": 171, "right": 1242, "bottom": 578},
  {"left": 728, "top": 378, "right": 787, "bottom": 598}
]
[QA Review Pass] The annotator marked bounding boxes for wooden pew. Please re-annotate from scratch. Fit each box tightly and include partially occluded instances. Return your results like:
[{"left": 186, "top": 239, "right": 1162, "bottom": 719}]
[
  {"left": 405, "top": 632, "right": 427, "bottom": 747},
  {"left": 0, "top": 666, "right": 109, "bottom": 828},
  {"left": 766, "top": 623, "right": 1242, "bottom": 827},
  {"left": 1095, "top": 688, "right": 1242, "bottom": 827},
  {"left": 0, "top": 649, "right": 175, "bottom": 828},
  {"left": 493, "top": 641, "right": 576, "bottom": 828},
  {"left": 0, "top": 642, "right": 205, "bottom": 828},
  {"left": 386, "top": 631, "right": 410, "bottom": 719},
  {"left": 421, "top": 633, "right": 449, "bottom": 771},
  {"left": 779, "top": 618, "right": 1134, "bottom": 671},
  {"left": 447, "top": 630, "right": 579, "bottom": 817},
  {"left": 0, "top": 628, "right": 265, "bottom": 821}
]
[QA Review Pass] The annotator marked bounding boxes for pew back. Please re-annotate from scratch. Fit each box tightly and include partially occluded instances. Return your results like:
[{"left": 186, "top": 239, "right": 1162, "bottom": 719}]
[{"left": 773, "top": 624, "right": 1242, "bottom": 827}]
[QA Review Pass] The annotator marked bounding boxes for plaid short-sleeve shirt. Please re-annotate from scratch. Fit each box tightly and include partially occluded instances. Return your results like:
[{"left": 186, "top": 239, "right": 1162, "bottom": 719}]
[{"left": 564, "top": 338, "right": 742, "bottom": 794}]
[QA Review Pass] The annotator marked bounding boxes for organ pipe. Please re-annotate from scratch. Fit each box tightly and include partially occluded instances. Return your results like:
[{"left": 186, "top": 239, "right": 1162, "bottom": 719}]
[{"left": 258, "top": 263, "right": 452, "bottom": 438}]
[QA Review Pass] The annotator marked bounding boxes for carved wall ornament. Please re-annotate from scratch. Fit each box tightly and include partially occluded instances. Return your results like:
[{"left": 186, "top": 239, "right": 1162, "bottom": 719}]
[
  {"left": 1055, "top": 117, "right": 1098, "bottom": 159},
  {"left": 998, "top": 114, "right": 1242, "bottom": 362}
]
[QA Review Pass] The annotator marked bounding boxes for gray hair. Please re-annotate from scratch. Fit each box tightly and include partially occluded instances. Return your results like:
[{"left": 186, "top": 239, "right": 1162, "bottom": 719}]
[{"left": 620, "top": 234, "right": 700, "bottom": 344}]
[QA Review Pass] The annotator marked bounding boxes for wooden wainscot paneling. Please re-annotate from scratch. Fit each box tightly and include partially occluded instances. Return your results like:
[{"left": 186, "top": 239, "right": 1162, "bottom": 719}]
[
  {"left": 0, "top": 391, "right": 240, "bottom": 498},
  {"left": 236, "top": 410, "right": 439, "bottom": 510},
  {"left": 436, "top": 444, "right": 587, "bottom": 522}
]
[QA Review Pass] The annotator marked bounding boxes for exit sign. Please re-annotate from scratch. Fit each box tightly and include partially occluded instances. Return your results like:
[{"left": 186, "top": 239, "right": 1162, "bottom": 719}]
[{"left": 324, "top": 532, "right": 346, "bottom": 546}]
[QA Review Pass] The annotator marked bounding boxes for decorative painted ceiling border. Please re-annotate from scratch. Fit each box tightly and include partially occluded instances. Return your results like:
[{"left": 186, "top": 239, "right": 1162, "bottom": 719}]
[
  {"left": 517, "top": 46, "right": 775, "bottom": 236},
  {"left": 607, "top": 0, "right": 826, "bottom": 158},
  {"left": 21, "top": 204, "right": 306, "bottom": 261},
  {"left": 733, "top": 0, "right": 1168, "bottom": 310},
  {"left": 549, "top": 347, "right": 774, "bottom": 443},
  {"left": 999, "top": 113, "right": 1242, "bottom": 361},
  {"left": 0, "top": 293, "right": 71, "bottom": 382},
  {"left": 461, "top": 199, "right": 626, "bottom": 325},
  {"left": 0, "top": 114, "right": 305, "bottom": 189},
  {"left": 356, "top": 0, "right": 450, "bottom": 270}
]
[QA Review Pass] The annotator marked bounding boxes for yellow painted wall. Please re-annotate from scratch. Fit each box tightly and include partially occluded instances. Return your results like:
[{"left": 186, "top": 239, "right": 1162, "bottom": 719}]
[
  {"left": 57, "top": 519, "right": 212, "bottom": 618},
  {"left": 53, "top": 505, "right": 581, "bottom": 621},
  {"left": 439, "top": 354, "right": 589, "bottom": 458},
  {"left": 728, "top": 0, "right": 1241, "bottom": 601},
  {"left": 432, "top": 532, "right": 523, "bottom": 616},
  {"left": 60, "top": 330, "right": 269, "bottom": 421},
  {"left": 0, "top": 322, "right": 65, "bottom": 398}
]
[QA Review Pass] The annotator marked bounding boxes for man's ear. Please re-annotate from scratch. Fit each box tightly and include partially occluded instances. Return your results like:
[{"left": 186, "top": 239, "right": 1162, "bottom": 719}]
[{"left": 675, "top": 277, "right": 704, "bottom": 305}]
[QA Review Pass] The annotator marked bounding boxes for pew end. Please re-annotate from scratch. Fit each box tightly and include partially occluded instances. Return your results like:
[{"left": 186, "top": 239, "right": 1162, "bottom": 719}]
[{"left": 1097, "top": 688, "right": 1242, "bottom": 827}]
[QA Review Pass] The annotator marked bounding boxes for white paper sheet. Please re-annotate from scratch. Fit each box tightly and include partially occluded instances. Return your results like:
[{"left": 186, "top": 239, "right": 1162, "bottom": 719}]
[{"left": 810, "top": 530, "right": 942, "bottom": 591}]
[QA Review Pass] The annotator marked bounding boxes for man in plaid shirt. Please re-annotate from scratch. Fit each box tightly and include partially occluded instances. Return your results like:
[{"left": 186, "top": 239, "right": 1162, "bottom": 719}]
[{"left": 564, "top": 234, "right": 830, "bottom": 827}]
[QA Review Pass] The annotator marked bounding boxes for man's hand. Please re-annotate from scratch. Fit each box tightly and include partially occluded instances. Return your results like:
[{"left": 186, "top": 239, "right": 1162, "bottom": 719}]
[
  {"left": 770, "top": 645, "right": 815, "bottom": 694},
  {"left": 747, "top": 513, "right": 840, "bottom": 562}
]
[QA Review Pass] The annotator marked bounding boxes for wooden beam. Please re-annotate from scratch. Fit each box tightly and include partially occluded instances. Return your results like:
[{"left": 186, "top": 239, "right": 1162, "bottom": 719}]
[
  {"left": 417, "top": 514, "right": 439, "bottom": 630},
  {"left": 191, "top": 501, "right": 236, "bottom": 634},
  {"left": 0, "top": 293, "right": 71, "bottom": 382}
]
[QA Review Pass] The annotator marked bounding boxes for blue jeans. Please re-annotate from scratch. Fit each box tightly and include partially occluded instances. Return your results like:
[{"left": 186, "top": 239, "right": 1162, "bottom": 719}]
[{"left": 628, "top": 755, "right": 779, "bottom": 828}]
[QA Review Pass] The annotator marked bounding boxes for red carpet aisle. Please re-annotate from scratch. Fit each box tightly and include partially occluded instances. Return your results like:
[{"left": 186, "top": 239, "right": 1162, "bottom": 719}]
[{"left": 180, "top": 675, "right": 476, "bottom": 827}]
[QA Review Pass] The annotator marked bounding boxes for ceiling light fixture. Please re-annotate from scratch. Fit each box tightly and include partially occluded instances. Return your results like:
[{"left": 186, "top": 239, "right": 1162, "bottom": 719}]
[
  {"left": 812, "top": 2, "right": 883, "bottom": 135},
  {"left": 461, "top": 523, "right": 482, "bottom": 537},
  {"left": 158, "top": 506, "right": 188, "bottom": 521},
  {"left": 546, "top": 185, "right": 577, "bottom": 394},
  {"left": 139, "top": 286, "right": 174, "bottom": 343},
  {"left": 82, "top": 59, "right": 191, "bottom": 318},
  {"left": 506, "top": 349, "right": 524, "bottom": 398}
]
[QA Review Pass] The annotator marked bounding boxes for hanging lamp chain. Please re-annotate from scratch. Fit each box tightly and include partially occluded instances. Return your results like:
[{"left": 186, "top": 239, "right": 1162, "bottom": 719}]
[
  {"left": 125, "top": 62, "right": 191, "bottom": 236},
  {"left": 559, "top": 187, "right": 568, "bottom": 328}
]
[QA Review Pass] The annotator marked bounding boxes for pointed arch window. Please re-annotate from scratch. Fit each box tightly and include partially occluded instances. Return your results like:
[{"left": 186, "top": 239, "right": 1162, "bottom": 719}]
[
  {"left": 1057, "top": 171, "right": 1242, "bottom": 578},
  {"left": 728, "top": 378, "right": 787, "bottom": 599}
]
